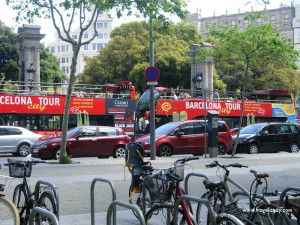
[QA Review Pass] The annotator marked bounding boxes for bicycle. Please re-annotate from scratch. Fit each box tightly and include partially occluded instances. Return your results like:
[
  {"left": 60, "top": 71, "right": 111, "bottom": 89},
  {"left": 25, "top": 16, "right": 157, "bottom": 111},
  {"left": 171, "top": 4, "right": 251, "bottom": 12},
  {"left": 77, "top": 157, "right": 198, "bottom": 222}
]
[
  {"left": 4, "top": 158, "right": 59, "bottom": 225},
  {"left": 144, "top": 157, "right": 244, "bottom": 225},
  {"left": 0, "top": 164, "right": 20, "bottom": 225},
  {"left": 196, "top": 161, "right": 290, "bottom": 225}
]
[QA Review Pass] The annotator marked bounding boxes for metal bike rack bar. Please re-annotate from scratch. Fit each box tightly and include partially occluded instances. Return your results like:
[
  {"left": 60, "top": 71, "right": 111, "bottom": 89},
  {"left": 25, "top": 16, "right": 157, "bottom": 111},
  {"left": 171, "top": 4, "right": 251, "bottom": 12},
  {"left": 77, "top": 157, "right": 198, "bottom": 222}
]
[
  {"left": 29, "top": 207, "right": 59, "bottom": 225},
  {"left": 34, "top": 179, "right": 60, "bottom": 219},
  {"left": 173, "top": 195, "right": 217, "bottom": 225},
  {"left": 91, "top": 178, "right": 116, "bottom": 225},
  {"left": 279, "top": 186, "right": 300, "bottom": 207},
  {"left": 184, "top": 172, "right": 209, "bottom": 195},
  {"left": 107, "top": 200, "right": 146, "bottom": 225}
]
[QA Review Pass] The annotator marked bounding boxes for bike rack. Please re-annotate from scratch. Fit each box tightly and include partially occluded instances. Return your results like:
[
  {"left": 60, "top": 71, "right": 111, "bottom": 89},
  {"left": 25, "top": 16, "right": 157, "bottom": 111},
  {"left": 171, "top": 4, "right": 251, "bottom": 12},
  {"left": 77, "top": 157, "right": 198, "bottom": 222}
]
[
  {"left": 91, "top": 178, "right": 116, "bottom": 225},
  {"left": 29, "top": 207, "right": 59, "bottom": 225},
  {"left": 279, "top": 186, "right": 300, "bottom": 207},
  {"left": 173, "top": 195, "right": 217, "bottom": 225},
  {"left": 34, "top": 179, "right": 60, "bottom": 219},
  {"left": 184, "top": 172, "right": 209, "bottom": 195},
  {"left": 107, "top": 200, "right": 146, "bottom": 225}
]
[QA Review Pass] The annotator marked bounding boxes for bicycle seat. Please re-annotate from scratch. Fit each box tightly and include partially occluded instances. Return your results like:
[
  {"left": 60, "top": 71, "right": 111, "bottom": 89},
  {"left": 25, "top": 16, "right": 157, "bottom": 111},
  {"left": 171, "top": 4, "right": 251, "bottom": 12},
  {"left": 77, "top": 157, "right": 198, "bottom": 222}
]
[
  {"left": 250, "top": 169, "right": 269, "bottom": 178},
  {"left": 203, "top": 179, "right": 225, "bottom": 190}
]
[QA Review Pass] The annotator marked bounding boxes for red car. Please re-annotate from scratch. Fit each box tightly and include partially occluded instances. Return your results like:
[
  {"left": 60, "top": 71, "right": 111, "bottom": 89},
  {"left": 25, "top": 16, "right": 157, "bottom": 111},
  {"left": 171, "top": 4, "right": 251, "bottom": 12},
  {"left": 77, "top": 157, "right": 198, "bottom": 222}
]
[
  {"left": 135, "top": 120, "right": 232, "bottom": 157},
  {"left": 31, "top": 126, "right": 131, "bottom": 160}
]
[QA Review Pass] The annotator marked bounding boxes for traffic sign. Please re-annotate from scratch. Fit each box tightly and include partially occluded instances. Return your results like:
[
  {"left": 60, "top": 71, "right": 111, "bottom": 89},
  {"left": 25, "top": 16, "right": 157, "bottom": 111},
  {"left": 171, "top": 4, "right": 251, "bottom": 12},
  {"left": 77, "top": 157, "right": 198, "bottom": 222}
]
[
  {"left": 147, "top": 82, "right": 158, "bottom": 85},
  {"left": 144, "top": 66, "right": 160, "bottom": 82}
]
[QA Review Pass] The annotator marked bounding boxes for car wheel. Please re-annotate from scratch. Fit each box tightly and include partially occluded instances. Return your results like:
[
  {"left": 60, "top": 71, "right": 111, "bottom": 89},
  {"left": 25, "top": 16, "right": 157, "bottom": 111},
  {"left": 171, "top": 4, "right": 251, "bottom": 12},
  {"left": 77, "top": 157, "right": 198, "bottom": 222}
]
[
  {"left": 218, "top": 143, "right": 227, "bottom": 155},
  {"left": 53, "top": 147, "right": 61, "bottom": 160},
  {"left": 289, "top": 143, "right": 299, "bottom": 153},
  {"left": 17, "top": 143, "right": 30, "bottom": 156},
  {"left": 248, "top": 143, "right": 259, "bottom": 154},
  {"left": 113, "top": 145, "right": 126, "bottom": 158},
  {"left": 158, "top": 144, "right": 172, "bottom": 157}
]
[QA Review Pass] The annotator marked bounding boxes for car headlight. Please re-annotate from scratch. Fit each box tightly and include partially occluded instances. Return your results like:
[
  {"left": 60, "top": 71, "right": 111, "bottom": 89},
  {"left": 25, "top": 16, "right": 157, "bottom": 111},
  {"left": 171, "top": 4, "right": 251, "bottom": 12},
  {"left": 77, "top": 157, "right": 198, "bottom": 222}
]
[{"left": 41, "top": 144, "right": 47, "bottom": 149}]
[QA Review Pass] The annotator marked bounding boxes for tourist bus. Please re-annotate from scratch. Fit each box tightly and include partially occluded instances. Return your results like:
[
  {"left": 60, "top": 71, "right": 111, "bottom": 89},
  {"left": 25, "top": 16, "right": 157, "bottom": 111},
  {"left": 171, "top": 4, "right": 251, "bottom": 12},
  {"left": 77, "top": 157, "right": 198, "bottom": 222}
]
[
  {"left": 136, "top": 88, "right": 297, "bottom": 135},
  {"left": 0, "top": 81, "right": 136, "bottom": 138}
]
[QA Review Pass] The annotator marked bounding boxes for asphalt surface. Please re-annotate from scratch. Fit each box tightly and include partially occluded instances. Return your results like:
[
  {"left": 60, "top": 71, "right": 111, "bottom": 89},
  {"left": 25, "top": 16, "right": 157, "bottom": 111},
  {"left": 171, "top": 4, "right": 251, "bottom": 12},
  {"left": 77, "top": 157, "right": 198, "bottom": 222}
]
[{"left": 1, "top": 152, "right": 300, "bottom": 225}]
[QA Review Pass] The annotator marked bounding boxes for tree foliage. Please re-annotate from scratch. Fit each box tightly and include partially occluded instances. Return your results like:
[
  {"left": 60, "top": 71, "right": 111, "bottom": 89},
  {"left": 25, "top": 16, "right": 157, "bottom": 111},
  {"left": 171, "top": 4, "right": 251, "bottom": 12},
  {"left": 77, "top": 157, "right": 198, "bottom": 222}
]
[{"left": 78, "top": 21, "right": 206, "bottom": 93}]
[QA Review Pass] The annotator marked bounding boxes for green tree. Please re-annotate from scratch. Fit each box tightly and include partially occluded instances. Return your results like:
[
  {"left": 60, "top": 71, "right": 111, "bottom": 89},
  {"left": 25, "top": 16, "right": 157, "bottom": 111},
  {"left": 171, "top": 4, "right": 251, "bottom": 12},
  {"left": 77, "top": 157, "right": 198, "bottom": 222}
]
[
  {"left": 7, "top": 0, "right": 188, "bottom": 163},
  {"left": 78, "top": 21, "right": 206, "bottom": 94},
  {"left": 0, "top": 21, "right": 19, "bottom": 81}
]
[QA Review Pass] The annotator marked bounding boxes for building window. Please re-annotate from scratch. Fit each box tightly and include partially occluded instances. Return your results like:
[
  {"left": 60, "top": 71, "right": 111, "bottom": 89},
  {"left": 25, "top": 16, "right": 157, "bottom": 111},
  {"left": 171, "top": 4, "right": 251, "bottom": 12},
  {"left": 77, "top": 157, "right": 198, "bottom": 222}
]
[
  {"left": 284, "top": 13, "right": 290, "bottom": 21},
  {"left": 98, "top": 10, "right": 103, "bottom": 14},
  {"left": 104, "top": 33, "right": 108, "bottom": 38},
  {"left": 244, "top": 20, "right": 248, "bottom": 25},
  {"left": 62, "top": 58, "right": 65, "bottom": 63},
  {"left": 297, "top": 28, "right": 300, "bottom": 42},
  {"left": 92, "top": 43, "right": 96, "bottom": 50},
  {"left": 231, "top": 20, "right": 236, "bottom": 26},
  {"left": 97, "top": 33, "right": 104, "bottom": 39},
  {"left": 97, "top": 23, "right": 107, "bottom": 28},
  {"left": 66, "top": 57, "right": 68, "bottom": 63},
  {"left": 84, "top": 33, "right": 88, "bottom": 39},
  {"left": 257, "top": 18, "right": 262, "bottom": 24},
  {"left": 50, "top": 47, "right": 55, "bottom": 53},
  {"left": 84, "top": 44, "right": 88, "bottom": 50},
  {"left": 62, "top": 45, "right": 65, "bottom": 52},
  {"left": 66, "top": 45, "right": 69, "bottom": 52},
  {"left": 58, "top": 46, "right": 60, "bottom": 52},
  {"left": 72, "top": 35, "right": 77, "bottom": 39},
  {"left": 97, "top": 43, "right": 103, "bottom": 50},
  {"left": 270, "top": 15, "right": 276, "bottom": 23}
]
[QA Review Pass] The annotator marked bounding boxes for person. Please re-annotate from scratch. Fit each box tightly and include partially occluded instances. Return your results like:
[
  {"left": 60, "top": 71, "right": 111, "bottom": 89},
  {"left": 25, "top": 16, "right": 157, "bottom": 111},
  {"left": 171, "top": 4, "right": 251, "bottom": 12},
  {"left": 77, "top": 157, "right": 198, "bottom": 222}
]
[
  {"left": 171, "top": 92, "right": 178, "bottom": 100},
  {"left": 179, "top": 92, "right": 186, "bottom": 100},
  {"left": 213, "top": 89, "right": 219, "bottom": 101}
]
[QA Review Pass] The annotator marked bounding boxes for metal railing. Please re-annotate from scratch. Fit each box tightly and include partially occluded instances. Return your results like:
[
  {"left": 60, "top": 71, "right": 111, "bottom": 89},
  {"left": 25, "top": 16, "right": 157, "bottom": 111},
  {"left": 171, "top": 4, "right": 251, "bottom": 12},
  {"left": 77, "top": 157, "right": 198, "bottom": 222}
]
[
  {"left": 107, "top": 200, "right": 146, "bottom": 225},
  {"left": 29, "top": 207, "right": 59, "bottom": 225},
  {"left": 90, "top": 178, "right": 116, "bottom": 225}
]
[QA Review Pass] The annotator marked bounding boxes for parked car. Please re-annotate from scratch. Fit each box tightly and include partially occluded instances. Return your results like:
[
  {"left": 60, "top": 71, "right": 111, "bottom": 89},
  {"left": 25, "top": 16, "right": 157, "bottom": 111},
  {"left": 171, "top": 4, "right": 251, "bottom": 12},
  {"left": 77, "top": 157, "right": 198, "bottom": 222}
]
[
  {"left": 135, "top": 120, "right": 232, "bottom": 157},
  {"left": 231, "top": 122, "right": 300, "bottom": 154},
  {"left": 31, "top": 126, "right": 131, "bottom": 160},
  {"left": 0, "top": 126, "right": 43, "bottom": 156}
]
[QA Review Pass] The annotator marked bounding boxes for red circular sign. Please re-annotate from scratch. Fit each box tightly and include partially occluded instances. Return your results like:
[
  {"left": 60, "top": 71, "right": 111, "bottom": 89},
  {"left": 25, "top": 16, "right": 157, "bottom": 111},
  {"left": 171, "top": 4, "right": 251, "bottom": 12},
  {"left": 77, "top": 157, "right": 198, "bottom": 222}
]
[{"left": 144, "top": 66, "right": 160, "bottom": 82}]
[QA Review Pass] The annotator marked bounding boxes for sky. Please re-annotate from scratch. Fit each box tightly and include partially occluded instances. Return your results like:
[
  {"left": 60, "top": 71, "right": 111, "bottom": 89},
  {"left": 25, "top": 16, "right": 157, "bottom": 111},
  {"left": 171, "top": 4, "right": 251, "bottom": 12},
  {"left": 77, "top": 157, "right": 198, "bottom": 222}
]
[{"left": 0, "top": 0, "right": 296, "bottom": 44}]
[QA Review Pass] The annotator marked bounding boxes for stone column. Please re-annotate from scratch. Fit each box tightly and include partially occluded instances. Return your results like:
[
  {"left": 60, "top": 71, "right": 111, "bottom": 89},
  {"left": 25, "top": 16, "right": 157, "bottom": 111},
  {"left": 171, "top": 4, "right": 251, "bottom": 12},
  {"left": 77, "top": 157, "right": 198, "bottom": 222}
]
[
  {"left": 186, "top": 43, "right": 214, "bottom": 97},
  {"left": 18, "top": 25, "right": 45, "bottom": 91}
]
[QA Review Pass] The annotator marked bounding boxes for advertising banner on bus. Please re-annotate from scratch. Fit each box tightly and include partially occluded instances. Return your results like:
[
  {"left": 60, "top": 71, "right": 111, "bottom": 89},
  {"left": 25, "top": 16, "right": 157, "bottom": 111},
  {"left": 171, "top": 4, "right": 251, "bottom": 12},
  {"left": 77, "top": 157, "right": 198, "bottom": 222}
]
[{"left": 0, "top": 95, "right": 106, "bottom": 114}]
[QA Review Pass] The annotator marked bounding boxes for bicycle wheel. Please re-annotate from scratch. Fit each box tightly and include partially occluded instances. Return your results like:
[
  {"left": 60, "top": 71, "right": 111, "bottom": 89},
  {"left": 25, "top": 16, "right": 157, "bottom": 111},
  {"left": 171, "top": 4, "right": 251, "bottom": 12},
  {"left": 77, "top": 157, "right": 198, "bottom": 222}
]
[
  {"left": 13, "top": 184, "right": 27, "bottom": 219},
  {"left": 0, "top": 196, "right": 20, "bottom": 225},
  {"left": 129, "top": 184, "right": 152, "bottom": 216},
  {"left": 250, "top": 211, "right": 290, "bottom": 225},
  {"left": 217, "top": 213, "right": 244, "bottom": 225},
  {"left": 145, "top": 204, "right": 196, "bottom": 225},
  {"left": 35, "top": 191, "right": 58, "bottom": 225}
]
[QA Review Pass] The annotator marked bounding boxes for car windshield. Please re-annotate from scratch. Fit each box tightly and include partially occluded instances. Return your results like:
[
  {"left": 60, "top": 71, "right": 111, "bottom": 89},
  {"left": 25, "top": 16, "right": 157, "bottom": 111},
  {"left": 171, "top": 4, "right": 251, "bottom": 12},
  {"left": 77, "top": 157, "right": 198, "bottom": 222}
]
[
  {"left": 67, "top": 127, "right": 82, "bottom": 138},
  {"left": 155, "top": 122, "right": 181, "bottom": 135},
  {"left": 240, "top": 124, "right": 265, "bottom": 135}
]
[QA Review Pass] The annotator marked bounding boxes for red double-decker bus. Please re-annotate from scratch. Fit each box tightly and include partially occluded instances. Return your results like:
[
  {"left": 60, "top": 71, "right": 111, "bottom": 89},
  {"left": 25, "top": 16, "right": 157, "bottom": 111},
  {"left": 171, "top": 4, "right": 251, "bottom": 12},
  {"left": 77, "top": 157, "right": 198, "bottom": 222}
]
[
  {"left": 0, "top": 81, "right": 136, "bottom": 138},
  {"left": 136, "top": 88, "right": 297, "bottom": 135}
]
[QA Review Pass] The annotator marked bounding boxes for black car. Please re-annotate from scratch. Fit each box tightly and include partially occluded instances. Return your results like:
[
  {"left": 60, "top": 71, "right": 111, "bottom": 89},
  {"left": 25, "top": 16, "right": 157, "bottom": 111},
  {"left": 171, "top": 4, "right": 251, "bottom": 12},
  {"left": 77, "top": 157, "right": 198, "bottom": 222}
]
[{"left": 232, "top": 122, "right": 300, "bottom": 154}]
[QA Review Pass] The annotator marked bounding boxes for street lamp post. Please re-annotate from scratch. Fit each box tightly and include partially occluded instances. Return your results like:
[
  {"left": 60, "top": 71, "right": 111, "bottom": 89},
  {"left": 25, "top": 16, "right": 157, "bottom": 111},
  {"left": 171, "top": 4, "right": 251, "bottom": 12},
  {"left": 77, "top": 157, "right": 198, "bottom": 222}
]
[
  {"left": 192, "top": 73, "right": 203, "bottom": 97},
  {"left": 27, "top": 63, "right": 36, "bottom": 91}
]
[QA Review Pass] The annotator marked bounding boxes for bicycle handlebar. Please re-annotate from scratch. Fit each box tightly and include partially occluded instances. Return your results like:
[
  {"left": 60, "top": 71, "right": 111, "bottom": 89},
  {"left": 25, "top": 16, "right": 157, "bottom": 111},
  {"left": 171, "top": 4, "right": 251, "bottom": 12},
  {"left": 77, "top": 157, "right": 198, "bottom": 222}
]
[
  {"left": 205, "top": 161, "right": 248, "bottom": 169},
  {"left": 174, "top": 156, "right": 199, "bottom": 165},
  {"left": 4, "top": 160, "right": 46, "bottom": 166}
]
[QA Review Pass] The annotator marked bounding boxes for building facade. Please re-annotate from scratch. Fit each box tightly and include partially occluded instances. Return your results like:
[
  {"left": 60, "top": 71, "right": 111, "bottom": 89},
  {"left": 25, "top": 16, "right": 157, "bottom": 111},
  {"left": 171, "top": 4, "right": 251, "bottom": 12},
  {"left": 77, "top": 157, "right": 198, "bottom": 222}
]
[
  {"left": 48, "top": 10, "right": 113, "bottom": 77},
  {"left": 185, "top": 4, "right": 300, "bottom": 52}
]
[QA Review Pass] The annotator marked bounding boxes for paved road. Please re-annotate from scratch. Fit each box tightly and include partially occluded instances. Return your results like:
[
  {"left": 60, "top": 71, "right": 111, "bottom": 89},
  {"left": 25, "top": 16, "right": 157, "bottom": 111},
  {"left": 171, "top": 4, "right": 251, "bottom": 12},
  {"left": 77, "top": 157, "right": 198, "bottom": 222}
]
[{"left": 0, "top": 152, "right": 300, "bottom": 224}]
